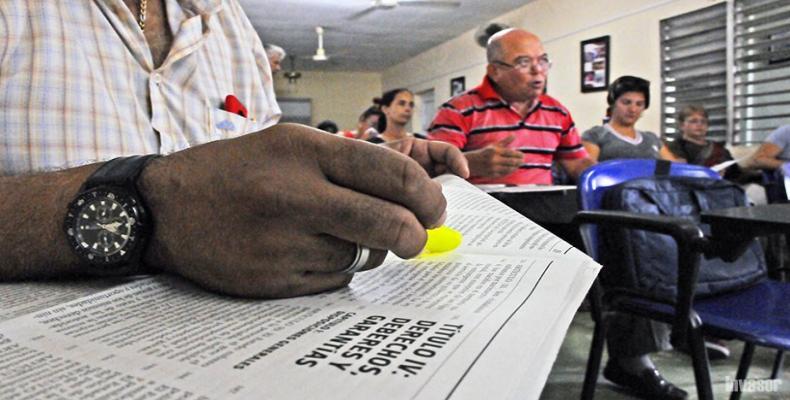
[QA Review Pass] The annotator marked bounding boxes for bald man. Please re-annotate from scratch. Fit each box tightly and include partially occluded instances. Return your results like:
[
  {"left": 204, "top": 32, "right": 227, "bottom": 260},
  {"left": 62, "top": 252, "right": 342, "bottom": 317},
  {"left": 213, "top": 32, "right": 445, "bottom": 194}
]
[
  {"left": 428, "top": 29, "right": 594, "bottom": 185},
  {"left": 429, "top": 29, "right": 687, "bottom": 400}
]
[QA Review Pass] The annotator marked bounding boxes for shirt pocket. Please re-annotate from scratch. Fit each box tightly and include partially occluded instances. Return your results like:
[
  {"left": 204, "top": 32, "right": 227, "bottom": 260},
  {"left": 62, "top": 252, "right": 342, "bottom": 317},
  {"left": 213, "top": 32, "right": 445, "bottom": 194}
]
[{"left": 209, "top": 108, "right": 252, "bottom": 141}]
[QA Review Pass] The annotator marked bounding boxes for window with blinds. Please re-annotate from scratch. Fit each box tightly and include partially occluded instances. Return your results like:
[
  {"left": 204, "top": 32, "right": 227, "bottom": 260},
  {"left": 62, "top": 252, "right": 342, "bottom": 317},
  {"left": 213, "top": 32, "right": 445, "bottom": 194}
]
[
  {"left": 661, "top": 0, "right": 790, "bottom": 145},
  {"left": 733, "top": 0, "right": 790, "bottom": 144},
  {"left": 660, "top": 3, "right": 727, "bottom": 142}
]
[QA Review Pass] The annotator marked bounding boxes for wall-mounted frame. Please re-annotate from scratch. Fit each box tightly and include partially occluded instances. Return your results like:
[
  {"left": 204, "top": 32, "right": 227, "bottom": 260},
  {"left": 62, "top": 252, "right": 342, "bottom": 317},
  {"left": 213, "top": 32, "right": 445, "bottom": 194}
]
[
  {"left": 581, "top": 35, "right": 610, "bottom": 92},
  {"left": 450, "top": 76, "right": 466, "bottom": 97}
]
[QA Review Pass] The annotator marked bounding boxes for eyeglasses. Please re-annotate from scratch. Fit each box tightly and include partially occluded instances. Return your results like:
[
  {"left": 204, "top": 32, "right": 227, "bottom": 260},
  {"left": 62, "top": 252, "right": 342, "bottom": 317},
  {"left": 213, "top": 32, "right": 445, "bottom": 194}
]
[{"left": 493, "top": 56, "right": 552, "bottom": 71}]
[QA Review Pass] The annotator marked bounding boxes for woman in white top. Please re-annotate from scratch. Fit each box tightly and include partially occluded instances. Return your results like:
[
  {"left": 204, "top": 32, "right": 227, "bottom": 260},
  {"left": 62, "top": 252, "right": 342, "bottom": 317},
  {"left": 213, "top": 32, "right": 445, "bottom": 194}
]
[
  {"left": 582, "top": 75, "right": 678, "bottom": 162},
  {"left": 368, "top": 88, "right": 425, "bottom": 144}
]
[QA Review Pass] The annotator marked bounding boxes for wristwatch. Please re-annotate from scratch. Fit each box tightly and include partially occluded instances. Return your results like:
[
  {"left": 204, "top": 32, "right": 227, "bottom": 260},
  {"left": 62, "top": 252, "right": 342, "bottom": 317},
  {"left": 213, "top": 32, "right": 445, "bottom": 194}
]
[{"left": 63, "top": 155, "right": 160, "bottom": 274}]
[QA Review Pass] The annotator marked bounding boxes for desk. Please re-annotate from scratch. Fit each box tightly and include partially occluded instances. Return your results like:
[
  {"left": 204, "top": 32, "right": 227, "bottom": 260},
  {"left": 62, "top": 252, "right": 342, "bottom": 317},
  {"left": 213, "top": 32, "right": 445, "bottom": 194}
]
[
  {"left": 483, "top": 185, "right": 582, "bottom": 248},
  {"left": 701, "top": 203, "right": 790, "bottom": 268}
]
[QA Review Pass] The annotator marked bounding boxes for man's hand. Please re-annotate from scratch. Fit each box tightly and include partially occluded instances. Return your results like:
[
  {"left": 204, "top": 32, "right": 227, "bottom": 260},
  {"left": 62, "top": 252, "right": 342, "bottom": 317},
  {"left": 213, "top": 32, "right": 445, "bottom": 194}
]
[
  {"left": 463, "top": 135, "right": 524, "bottom": 178},
  {"left": 139, "top": 124, "right": 448, "bottom": 298},
  {"left": 383, "top": 137, "right": 470, "bottom": 179}
]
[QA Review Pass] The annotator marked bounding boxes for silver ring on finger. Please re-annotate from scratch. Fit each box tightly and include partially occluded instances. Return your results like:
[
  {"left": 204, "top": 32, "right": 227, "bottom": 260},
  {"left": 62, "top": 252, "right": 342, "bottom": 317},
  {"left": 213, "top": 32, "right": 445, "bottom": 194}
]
[{"left": 341, "top": 243, "right": 370, "bottom": 274}]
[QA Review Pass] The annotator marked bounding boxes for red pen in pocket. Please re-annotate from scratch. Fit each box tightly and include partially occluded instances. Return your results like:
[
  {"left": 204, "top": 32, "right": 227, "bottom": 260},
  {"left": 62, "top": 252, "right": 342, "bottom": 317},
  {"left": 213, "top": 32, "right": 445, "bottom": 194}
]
[{"left": 224, "top": 94, "right": 248, "bottom": 118}]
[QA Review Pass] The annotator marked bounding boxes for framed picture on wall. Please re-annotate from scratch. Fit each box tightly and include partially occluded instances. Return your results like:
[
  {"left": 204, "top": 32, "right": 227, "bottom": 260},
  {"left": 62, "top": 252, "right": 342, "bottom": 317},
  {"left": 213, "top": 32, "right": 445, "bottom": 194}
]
[
  {"left": 450, "top": 76, "right": 466, "bottom": 97},
  {"left": 580, "top": 35, "right": 610, "bottom": 92}
]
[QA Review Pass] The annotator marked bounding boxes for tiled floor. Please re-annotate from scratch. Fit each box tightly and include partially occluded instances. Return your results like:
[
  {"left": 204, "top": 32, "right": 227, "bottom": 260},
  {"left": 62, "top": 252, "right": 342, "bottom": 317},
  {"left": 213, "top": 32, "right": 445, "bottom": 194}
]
[{"left": 541, "top": 312, "right": 789, "bottom": 399}]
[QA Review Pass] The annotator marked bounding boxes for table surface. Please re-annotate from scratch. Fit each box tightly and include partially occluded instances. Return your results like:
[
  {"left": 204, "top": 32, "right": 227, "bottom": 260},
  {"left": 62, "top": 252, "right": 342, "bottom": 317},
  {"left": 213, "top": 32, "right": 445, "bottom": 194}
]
[
  {"left": 489, "top": 187, "right": 578, "bottom": 224},
  {"left": 488, "top": 187, "right": 582, "bottom": 248},
  {"left": 701, "top": 203, "right": 790, "bottom": 228},
  {"left": 700, "top": 203, "right": 790, "bottom": 263}
]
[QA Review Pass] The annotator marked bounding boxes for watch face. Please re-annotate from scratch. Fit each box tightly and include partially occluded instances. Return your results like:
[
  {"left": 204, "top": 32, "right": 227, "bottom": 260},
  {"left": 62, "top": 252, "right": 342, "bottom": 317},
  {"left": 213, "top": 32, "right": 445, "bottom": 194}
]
[{"left": 65, "top": 187, "right": 145, "bottom": 265}]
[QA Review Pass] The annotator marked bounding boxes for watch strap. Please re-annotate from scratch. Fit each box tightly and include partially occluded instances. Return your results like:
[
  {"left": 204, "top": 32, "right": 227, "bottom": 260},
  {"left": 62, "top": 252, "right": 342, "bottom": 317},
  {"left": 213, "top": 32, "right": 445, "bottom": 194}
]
[{"left": 83, "top": 155, "right": 161, "bottom": 191}]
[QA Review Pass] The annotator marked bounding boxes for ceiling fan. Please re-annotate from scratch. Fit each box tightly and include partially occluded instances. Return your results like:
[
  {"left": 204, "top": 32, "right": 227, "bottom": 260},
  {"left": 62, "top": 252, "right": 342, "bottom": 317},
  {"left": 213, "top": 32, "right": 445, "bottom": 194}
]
[
  {"left": 348, "top": 0, "right": 462, "bottom": 21},
  {"left": 304, "top": 26, "right": 354, "bottom": 65},
  {"left": 312, "top": 26, "right": 328, "bottom": 61}
]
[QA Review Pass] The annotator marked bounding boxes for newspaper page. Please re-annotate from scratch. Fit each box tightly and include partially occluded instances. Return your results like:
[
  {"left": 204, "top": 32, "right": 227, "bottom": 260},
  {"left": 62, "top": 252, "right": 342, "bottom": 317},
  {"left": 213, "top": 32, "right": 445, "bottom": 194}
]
[
  {"left": 437, "top": 174, "right": 588, "bottom": 259},
  {"left": 0, "top": 277, "right": 139, "bottom": 322},
  {"left": 0, "top": 175, "right": 600, "bottom": 400},
  {"left": 475, "top": 184, "right": 577, "bottom": 194}
]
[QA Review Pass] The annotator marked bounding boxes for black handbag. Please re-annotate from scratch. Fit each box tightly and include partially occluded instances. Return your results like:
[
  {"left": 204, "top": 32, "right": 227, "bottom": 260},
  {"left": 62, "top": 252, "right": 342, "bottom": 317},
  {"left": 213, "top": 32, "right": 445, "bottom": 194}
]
[{"left": 598, "top": 176, "right": 766, "bottom": 301}]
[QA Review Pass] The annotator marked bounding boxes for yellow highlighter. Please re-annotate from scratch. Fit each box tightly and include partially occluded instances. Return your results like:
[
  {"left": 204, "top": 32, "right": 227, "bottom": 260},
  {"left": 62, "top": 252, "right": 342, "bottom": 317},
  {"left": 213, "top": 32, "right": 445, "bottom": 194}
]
[{"left": 420, "top": 225, "right": 463, "bottom": 257}]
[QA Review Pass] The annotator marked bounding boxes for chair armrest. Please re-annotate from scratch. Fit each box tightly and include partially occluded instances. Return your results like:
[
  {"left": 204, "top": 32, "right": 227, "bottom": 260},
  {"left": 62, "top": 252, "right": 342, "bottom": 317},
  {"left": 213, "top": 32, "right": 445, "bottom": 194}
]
[
  {"left": 574, "top": 210, "right": 705, "bottom": 243},
  {"left": 573, "top": 210, "right": 707, "bottom": 350}
]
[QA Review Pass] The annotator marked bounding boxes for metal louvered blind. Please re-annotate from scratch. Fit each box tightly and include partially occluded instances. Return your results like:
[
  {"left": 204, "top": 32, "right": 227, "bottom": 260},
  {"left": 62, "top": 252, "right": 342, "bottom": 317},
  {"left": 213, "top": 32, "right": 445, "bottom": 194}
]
[
  {"left": 733, "top": 0, "right": 790, "bottom": 144},
  {"left": 660, "top": 3, "right": 728, "bottom": 142}
]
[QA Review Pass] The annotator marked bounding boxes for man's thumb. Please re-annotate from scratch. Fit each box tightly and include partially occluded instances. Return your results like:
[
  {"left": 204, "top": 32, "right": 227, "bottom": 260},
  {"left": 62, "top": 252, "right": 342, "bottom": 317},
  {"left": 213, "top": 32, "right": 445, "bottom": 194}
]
[{"left": 495, "top": 135, "right": 516, "bottom": 147}]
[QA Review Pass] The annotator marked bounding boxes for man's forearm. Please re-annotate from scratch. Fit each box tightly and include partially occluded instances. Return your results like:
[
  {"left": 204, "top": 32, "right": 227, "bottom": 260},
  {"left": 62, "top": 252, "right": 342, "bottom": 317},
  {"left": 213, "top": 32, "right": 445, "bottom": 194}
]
[
  {"left": 0, "top": 164, "right": 100, "bottom": 279},
  {"left": 562, "top": 157, "right": 596, "bottom": 181},
  {"left": 751, "top": 155, "right": 784, "bottom": 170}
]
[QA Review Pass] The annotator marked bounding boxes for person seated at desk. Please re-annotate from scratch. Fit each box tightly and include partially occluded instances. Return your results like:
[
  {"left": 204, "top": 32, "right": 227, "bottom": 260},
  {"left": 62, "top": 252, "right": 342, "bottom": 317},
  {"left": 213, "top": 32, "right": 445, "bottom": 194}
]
[
  {"left": 0, "top": 0, "right": 469, "bottom": 299},
  {"left": 367, "top": 88, "right": 425, "bottom": 144},
  {"left": 747, "top": 125, "right": 790, "bottom": 203},
  {"left": 665, "top": 104, "right": 742, "bottom": 180},
  {"left": 582, "top": 75, "right": 678, "bottom": 163},
  {"left": 427, "top": 28, "right": 594, "bottom": 185},
  {"left": 340, "top": 106, "right": 381, "bottom": 140},
  {"left": 583, "top": 80, "right": 731, "bottom": 399},
  {"left": 749, "top": 125, "right": 790, "bottom": 173}
]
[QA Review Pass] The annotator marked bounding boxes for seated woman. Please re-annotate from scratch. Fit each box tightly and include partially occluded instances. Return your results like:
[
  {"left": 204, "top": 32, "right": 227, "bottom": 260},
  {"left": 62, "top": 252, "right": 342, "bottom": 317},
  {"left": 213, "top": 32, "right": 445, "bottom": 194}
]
[
  {"left": 581, "top": 77, "right": 692, "bottom": 400},
  {"left": 582, "top": 75, "right": 677, "bottom": 162},
  {"left": 367, "top": 88, "right": 426, "bottom": 144},
  {"left": 665, "top": 104, "right": 741, "bottom": 180}
]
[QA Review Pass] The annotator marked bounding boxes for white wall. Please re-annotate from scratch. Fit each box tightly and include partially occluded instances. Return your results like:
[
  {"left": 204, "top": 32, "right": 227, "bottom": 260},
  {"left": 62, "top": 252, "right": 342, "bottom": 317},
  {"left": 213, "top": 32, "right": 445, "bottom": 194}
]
[
  {"left": 273, "top": 71, "right": 382, "bottom": 130},
  {"left": 383, "top": 0, "right": 725, "bottom": 136}
]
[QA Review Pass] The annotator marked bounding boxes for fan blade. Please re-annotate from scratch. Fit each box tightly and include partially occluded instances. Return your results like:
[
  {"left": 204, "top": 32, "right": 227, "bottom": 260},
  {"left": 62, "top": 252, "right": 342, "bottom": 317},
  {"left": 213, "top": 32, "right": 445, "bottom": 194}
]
[
  {"left": 347, "top": 6, "right": 379, "bottom": 20},
  {"left": 399, "top": 0, "right": 461, "bottom": 8}
]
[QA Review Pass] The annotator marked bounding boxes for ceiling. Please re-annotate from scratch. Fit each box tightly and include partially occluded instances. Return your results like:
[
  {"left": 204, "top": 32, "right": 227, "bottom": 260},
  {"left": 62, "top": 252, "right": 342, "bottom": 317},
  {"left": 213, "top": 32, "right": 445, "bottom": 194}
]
[{"left": 239, "top": 0, "right": 531, "bottom": 72}]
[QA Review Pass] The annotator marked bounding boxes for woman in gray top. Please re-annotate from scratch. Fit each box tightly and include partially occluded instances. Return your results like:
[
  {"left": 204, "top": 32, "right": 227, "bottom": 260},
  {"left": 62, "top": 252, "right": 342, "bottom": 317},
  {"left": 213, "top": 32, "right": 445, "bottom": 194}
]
[
  {"left": 582, "top": 76, "right": 678, "bottom": 162},
  {"left": 583, "top": 76, "right": 690, "bottom": 400}
]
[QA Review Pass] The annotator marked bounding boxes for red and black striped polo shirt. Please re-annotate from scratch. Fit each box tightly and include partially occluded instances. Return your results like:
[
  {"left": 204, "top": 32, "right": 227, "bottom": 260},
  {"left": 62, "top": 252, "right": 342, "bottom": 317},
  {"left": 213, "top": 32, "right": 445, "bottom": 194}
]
[{"left": 428, "top": 77, "right": 587, "bottom": 185}]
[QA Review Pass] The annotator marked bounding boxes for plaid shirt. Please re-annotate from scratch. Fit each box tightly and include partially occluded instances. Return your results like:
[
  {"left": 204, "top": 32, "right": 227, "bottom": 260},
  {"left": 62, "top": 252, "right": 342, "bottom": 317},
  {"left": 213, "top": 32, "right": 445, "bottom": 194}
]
[{"left": 0, "top": 0, "right": 280, "bottom": 175}]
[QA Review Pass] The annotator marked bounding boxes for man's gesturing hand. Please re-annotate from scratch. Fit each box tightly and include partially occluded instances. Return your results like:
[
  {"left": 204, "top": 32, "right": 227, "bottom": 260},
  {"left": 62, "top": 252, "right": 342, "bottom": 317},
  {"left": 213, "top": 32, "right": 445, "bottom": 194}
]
[
  {"left": 463, "top": 135, "right": 524, "bottom": 178},
  {"left": 383, "top": 137, "right": 470, "bottom": 179},
  {"left": 138, "top": 124, "right": 447, "bottom": 298}
]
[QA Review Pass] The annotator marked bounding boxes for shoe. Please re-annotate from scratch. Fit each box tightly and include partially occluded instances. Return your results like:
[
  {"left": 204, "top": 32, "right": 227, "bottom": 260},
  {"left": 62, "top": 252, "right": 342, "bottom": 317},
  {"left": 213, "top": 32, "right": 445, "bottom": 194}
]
[
  {"left": 603, "top": 360, "right": 688, "bottom": 400},
  {"left": 676, "top": 339, "right": 731, "bottom": 361}
]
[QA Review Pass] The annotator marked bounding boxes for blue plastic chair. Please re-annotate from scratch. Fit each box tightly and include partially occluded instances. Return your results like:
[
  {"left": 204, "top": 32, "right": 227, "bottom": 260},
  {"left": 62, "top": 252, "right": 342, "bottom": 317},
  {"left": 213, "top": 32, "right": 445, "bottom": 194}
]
[{"left": 575, "top": 159, "right": 790, "bottom": 400}]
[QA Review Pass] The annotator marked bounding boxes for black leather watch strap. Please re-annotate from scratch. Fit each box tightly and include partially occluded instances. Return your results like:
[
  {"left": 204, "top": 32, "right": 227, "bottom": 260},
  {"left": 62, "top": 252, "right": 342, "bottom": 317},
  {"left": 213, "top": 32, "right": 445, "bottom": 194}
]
[{"left": 83, "top": 155, "right": 161, "bottom": 191}]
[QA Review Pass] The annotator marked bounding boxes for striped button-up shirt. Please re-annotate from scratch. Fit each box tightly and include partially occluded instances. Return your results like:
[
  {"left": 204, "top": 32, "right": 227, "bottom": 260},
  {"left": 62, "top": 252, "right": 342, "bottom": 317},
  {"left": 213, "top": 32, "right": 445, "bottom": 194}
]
[
  {"left": 428, "top": 77, "right": 587, "bottom": 185},
  {"left": 0, "top": 0, "right": 280, "bottom": 175}
]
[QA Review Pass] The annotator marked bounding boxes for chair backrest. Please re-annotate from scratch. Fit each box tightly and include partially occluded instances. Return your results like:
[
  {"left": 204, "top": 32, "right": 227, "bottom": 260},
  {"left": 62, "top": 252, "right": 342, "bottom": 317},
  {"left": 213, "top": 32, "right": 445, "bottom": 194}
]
[{"left": 577, "top": 159, "right": 721, "bottom": 260}]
